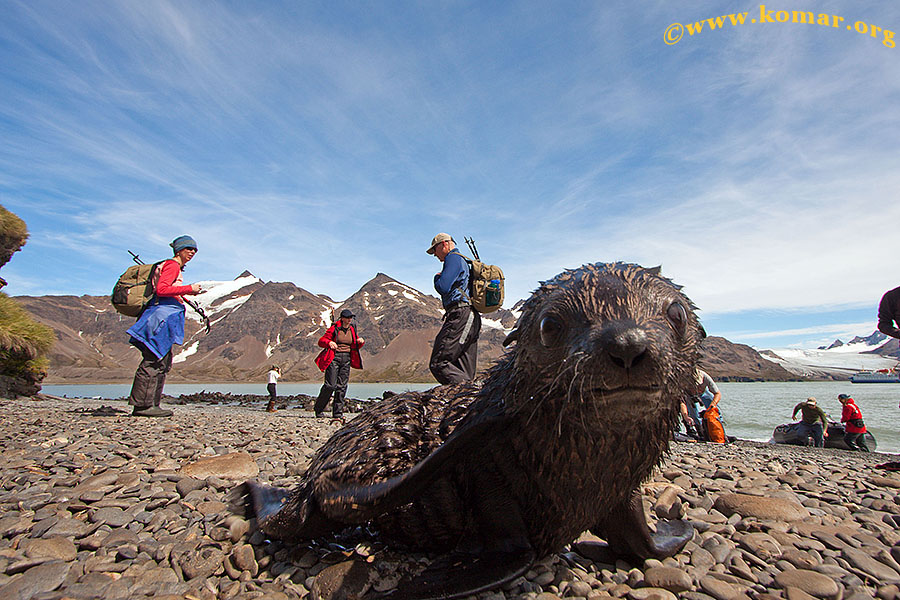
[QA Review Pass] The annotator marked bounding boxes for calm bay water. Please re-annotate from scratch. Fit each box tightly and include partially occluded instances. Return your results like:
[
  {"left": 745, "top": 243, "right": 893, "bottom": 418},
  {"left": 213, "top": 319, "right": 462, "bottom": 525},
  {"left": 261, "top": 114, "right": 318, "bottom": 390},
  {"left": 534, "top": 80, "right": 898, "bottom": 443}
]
[{"left": 42, "top": 381, "right": 900, "bottom": 454}]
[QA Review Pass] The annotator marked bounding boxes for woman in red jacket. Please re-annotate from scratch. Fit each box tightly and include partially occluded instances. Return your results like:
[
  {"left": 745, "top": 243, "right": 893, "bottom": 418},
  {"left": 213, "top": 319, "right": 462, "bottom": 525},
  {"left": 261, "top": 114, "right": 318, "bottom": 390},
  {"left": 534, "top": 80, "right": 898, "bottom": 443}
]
[
  {"left": 838, "top": 394, "right": 869, "bottom": 452},
  {"left": 313, "top": 308, "right": 365, "bottom": 420}
]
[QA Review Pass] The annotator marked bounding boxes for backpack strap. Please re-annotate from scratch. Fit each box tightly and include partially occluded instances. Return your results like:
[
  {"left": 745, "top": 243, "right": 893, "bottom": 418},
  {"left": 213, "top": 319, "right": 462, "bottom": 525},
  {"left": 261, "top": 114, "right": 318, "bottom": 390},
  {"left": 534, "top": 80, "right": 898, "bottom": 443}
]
[{"left": 452, "top": 253, "right": 474, "bottom": 304}]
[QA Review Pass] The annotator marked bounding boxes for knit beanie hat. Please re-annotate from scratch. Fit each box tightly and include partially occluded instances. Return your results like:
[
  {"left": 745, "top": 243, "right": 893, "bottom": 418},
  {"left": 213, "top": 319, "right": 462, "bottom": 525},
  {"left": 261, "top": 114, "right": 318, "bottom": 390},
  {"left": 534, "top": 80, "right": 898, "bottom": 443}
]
[{"left": 170, "top": 235, "right": 198, "bottom": 253}]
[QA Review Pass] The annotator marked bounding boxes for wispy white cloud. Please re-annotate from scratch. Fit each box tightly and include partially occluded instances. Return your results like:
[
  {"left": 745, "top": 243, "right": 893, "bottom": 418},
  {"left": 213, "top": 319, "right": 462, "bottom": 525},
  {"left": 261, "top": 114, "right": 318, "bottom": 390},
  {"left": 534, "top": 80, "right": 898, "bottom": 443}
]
[{"left": 2, "top": 0, "right": 899, "bottom": 349}]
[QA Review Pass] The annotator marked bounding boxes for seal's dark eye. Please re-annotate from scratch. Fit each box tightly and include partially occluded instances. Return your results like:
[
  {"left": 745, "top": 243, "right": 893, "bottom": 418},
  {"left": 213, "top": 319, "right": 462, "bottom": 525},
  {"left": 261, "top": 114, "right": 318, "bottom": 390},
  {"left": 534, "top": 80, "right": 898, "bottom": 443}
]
[
  {"left": 666, "top": 302, "right": 687, "bottom": 333},
  {"left": 539, "top": 315, "right": 565, "bottom": 347}
]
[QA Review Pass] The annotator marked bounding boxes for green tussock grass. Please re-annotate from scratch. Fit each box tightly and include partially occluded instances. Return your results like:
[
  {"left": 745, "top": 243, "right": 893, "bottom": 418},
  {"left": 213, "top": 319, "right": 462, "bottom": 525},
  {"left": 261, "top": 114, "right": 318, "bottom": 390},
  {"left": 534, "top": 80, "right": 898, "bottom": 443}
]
[
  {"left": 0, "top": 205, "right": 28, "bottom": 270},
  {"left": 0, "top": 293, "right": 54, "bottom": 381}
]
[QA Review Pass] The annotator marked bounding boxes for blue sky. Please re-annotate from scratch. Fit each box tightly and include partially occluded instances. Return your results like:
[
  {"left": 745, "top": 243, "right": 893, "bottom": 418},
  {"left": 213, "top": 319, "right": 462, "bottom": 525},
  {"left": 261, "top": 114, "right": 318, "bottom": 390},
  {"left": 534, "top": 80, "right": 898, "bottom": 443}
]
[{"left": 1, "top": 1, "right": 898, "bottom": 350}]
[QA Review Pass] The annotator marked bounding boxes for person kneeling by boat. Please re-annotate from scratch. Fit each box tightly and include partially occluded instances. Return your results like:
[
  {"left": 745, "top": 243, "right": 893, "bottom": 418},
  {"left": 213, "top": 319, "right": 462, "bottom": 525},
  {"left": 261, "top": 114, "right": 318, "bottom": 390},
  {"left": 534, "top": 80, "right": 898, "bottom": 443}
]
[
  {"left": 838, "top": 393, "right": 869, "bottom": 452},
  {"left": 791, "top": 397, "right": 828, "bottom": 448}
]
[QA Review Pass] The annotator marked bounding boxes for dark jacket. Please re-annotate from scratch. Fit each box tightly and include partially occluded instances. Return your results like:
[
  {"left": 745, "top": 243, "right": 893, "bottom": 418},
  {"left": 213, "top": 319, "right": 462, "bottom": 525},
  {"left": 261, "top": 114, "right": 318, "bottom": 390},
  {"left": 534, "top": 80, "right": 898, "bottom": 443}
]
[
  {"left": 315, "top": 323, "right": 364, "bottom": 371},
  {"left": 792, "top": 402, "right": 827, "bottom": 426},
  {"left": 878, "top": 286, "right": 900, "bottom": 339}
]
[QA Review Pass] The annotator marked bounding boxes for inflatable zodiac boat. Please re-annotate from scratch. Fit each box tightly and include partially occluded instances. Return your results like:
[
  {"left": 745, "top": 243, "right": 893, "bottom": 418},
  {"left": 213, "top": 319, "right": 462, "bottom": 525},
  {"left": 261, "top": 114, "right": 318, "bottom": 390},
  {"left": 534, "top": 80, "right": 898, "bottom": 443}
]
[{"left": 772, "top": 420, "right": 877, "bottom": 451}]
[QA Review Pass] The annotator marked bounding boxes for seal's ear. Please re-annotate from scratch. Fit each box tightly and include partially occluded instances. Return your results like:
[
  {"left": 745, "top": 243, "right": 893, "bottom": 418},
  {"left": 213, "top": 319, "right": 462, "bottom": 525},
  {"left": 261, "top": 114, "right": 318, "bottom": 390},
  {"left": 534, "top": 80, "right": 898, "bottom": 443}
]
[{"left": 503, "top": 329, "right": 519, "bottom": 347}]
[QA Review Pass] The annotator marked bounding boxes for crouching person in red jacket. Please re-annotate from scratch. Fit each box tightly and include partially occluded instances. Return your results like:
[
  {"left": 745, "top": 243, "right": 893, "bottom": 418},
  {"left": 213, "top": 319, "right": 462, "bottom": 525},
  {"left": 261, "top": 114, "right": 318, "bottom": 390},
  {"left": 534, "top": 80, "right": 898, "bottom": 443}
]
[
  {"left": 839, "top": 393, "right": 869, "bottom": 452},
  {"left": 314, "top": 308, "right": 365, "bottom": 420}
]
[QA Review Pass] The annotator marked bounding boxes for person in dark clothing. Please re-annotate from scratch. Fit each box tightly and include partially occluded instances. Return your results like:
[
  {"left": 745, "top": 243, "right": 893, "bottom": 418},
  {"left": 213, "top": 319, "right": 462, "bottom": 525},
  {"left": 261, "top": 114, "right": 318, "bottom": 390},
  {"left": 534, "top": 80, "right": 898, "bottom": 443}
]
[
  {"left": 265, "top": 365, "right": 281, "bottom": 413},
  {"left": 838, "top": 393, "right": 870, "bottom": 452},
  {"left": 314, "top": 309, "right": 365, "bottom": 419},
  {"left": 426, "top": 233, "right": 482, "bottom": 385},
  {"left": 791, "top": 396, "right": 829, "bottom": 447},
  {"left": 878, "top": 286, "right": 900, "bottom": 339},
  {"left": 126, "top": 235, "right": 203, "bottom": 417}
]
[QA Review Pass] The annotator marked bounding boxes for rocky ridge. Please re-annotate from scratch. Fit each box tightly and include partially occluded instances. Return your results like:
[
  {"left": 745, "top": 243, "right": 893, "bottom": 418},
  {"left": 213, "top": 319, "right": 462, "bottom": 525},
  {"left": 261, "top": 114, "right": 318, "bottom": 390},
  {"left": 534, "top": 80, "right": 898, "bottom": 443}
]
[
  {"left": 17, "top": 273, "right": 793, "bottom": 384},
  {"left": 2, "top": 395, "right": 900, "bottom": 600}
]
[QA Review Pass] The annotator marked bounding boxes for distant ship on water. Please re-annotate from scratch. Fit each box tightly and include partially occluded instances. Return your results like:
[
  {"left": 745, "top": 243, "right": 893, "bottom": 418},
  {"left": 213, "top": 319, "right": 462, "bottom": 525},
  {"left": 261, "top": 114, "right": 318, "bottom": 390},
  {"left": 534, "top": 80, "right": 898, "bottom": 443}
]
[{"left": 850, "top": 367, "right": 900, "bottom": 383}]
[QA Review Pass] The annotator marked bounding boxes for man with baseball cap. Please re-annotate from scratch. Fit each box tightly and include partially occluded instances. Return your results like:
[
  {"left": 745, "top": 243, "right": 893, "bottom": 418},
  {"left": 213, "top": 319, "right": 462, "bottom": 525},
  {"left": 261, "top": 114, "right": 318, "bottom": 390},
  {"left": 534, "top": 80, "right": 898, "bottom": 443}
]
[
  {"left": 426, "top": 233, "right": 481, "bottom": 384},
  {"left": 791, "top": 396, "right": 829, "bottom": 447}
]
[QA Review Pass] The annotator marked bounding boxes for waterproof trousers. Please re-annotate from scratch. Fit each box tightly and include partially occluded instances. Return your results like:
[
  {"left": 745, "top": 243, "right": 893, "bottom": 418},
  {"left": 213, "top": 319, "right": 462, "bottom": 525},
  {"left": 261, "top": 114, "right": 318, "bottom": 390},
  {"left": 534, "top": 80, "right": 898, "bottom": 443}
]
[
  {"left": 314, "top": 352, "right": 351, "bottom": 417},
  {"left": 129, "top": 341, "right": 173, "bottom": 409},
  {"left": 844, "top": 431, "right": 870, "bottom": 452},
  {"left": 266, "top": 383, "right": 277, "bottom": 411},
  {"left": 430, "top": 304, "right": 481, "bottom": 385},
  {"left": 797, "top": 421, "right": 825, "bottom": 447}
]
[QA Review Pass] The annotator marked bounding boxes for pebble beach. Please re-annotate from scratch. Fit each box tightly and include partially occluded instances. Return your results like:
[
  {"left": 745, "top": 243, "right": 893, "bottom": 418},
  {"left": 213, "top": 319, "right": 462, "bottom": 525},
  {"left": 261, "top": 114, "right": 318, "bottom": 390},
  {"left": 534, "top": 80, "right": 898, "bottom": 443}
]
[{"left": 2, "top": 395, "right": 900, "bottom": 600}]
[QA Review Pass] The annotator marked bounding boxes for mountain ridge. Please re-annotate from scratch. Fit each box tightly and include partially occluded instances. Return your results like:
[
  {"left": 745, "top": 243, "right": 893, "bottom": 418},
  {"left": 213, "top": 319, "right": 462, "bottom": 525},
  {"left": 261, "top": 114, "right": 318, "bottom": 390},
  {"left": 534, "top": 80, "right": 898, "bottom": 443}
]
[{"left": 18, "top": 271, "right": 796, "bottom": 384}]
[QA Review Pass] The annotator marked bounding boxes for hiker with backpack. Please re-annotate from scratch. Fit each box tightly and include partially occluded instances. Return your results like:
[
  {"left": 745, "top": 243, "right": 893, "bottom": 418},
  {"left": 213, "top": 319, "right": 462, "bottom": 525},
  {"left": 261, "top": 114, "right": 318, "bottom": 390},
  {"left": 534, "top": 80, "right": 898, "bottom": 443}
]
[
  {"left": 427, "top": 233, "right": 482, "bottom": 384},
  {"left": 124, "top": 235, "right": 203, "bottom": 417}
]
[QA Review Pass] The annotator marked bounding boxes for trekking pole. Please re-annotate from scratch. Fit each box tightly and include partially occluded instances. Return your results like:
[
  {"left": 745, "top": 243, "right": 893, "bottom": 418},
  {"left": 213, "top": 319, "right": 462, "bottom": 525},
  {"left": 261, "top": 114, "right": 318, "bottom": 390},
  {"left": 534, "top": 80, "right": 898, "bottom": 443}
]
[
  {"left": 128, "top": 251, "right": 211, "bottom": 334},
  {"left": 464, "top": 237, "right": 480, "bottom": 261}
]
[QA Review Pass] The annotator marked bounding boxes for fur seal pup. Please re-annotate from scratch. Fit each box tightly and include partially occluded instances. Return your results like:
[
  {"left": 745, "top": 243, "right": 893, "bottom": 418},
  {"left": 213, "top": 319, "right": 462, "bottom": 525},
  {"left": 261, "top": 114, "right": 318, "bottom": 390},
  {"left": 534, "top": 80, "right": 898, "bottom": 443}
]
[{"left": 243, "top": 262, "right": 703, "bottom": 599}]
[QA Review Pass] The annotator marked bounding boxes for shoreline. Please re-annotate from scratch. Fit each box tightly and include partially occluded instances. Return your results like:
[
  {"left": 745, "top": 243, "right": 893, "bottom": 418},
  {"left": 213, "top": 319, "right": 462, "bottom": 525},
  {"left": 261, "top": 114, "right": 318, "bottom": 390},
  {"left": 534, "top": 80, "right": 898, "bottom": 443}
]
[{"left": 2, "top": 395, "right": 900, "bottom": 600}]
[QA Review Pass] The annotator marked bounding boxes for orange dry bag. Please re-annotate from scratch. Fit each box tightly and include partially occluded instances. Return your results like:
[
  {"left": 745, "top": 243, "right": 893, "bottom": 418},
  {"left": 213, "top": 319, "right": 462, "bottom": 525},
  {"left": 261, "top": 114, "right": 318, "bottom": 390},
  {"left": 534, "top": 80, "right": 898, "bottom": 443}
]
[{"left": 703, "top": 405, "right": 727, "bottom": 444}]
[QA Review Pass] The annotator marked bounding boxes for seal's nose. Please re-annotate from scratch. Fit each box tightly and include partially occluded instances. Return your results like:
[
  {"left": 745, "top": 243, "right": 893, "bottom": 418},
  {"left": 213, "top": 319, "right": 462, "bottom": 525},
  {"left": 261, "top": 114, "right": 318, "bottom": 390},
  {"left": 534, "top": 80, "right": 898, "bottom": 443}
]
[{"left": 600, "top": 324, "right": 649, "bottom": 370}]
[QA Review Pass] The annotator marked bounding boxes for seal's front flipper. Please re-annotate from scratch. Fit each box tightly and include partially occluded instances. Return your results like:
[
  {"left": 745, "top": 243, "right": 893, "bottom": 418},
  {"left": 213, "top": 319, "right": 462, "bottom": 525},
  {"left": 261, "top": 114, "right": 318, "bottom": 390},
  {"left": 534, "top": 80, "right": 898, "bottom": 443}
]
[
  {"left": 382, "top": 549, "right": 535, "bottom": 600},
  {"left": 245, "top": 481, "right": 290, "bottom": 522},
  {"left": 319, "top": 405, "right": 510, "bottom": 521},
  {"left": 587, "top": 490, "right": 693, "bottom": 560}
]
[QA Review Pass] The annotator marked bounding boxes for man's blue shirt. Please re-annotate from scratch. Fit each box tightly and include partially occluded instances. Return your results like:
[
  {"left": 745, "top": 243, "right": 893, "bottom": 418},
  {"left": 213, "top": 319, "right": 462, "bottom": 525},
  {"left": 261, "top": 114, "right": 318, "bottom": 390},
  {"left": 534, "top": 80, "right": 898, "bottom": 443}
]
[{"left": 434, "top": 250, "right": 469, "bottom": 308}]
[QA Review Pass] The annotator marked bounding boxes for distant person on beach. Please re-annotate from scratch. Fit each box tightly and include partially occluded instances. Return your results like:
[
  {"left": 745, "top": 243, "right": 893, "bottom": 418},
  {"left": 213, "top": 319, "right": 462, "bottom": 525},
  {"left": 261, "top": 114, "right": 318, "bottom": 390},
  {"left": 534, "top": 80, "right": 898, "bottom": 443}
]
[
  {"left": 877, "top": 286, "right": 900, "bottom": 339},
  {"left": 427, "top": 232, "right": 481, "bottom": 384},
  {"left": 126, "top": 235, "right": 203, "bottom": 418},
  {"left": 838, "top": 393, "right": 869, "bottom": 452},
  {"left": 265, "top": 365, "right": 281, "bottom": 413},
  {"left": 314, "top": 308, "right": 365, "bottom": 420},
  {"left": 791, "top": 396, "right": 829, "bottom": 447}
]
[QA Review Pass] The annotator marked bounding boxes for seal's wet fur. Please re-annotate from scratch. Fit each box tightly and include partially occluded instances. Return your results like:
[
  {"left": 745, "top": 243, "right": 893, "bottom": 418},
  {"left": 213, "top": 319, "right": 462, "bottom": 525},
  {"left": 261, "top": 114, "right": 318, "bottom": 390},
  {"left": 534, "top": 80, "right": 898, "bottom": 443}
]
[{"left": 244, "top": 262, "right": 704, "bottom": 598}]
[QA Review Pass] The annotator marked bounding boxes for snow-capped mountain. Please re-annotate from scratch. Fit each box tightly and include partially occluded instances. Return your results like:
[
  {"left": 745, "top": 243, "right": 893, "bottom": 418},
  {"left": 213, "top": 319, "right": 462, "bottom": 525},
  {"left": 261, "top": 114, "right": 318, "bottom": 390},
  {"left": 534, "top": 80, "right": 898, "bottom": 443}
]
[
  {"left": 17, "top": 271, "right": 518, "bottom": 383},
  {"left": 760, "top": 332, "right": 900, "bottom": 379}
]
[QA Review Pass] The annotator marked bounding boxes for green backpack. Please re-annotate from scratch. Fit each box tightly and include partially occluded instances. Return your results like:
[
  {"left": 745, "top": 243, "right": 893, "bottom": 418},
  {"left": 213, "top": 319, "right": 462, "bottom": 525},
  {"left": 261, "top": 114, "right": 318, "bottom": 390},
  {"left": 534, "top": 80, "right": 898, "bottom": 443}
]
[
  {"left": 460, "top": 238, "right": 505, "bottom": 314},
  {"left": 111, "top": 262, "right": 161, "bottom": 317}
]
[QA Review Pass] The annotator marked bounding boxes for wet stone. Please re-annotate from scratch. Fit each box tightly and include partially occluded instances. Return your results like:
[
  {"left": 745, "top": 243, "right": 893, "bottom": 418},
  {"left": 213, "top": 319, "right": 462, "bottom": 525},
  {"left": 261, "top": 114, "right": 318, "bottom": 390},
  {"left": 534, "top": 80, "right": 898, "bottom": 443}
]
[
  {"left": 0, "top": 560, "right": 70, "bottom": 600},
  {"left": 232, "top": 544, "right": 259, "bottom": 577},
  {"left": 101, "top": 529, "right": 141, "bottom": 548},
  {"left": 90, "top": 507, "right": 132, "bottom": 527},
  {"left": 700, "top": 576, "right": 743, "bottom": 600},
  {"left": 311, "top": 561, "right": 373, "bottom": 600},
  {"left": 644, "top": 567, "right": 692, "bottom": 593},
  {"left": 842, "top": 548, "right": 900, "bottom": 582},
  {"left": 176, "top": 477, "right": 206, "bottom": 497},
  {"left": 714, "top": 494, "right": 808, "bottom": 522},
  {"left": 629, "top": 587, "right": 678, "bottom": 600},
  {"left": 179, "top": 545, "right": 225, "bottom": 580},
  {"left": 775, "top": 569, "right": 840, "bottom": 599},
  {"left": 22, "top": 537, "right": 77, "bottom": 562},
  {"left": 180, "top": 452, "right": 259, "bottom": 481},
  {"left": 740, "top": 533, "right": 783, "bottom": 562},
  {"left": 43, "top": 517, "right": 95, "bottom": 538}
]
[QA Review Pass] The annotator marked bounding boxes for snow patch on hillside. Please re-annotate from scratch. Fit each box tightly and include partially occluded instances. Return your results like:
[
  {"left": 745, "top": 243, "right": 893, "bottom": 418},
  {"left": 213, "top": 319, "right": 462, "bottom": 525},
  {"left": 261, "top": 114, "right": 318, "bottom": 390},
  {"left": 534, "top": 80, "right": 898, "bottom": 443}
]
[
  {"left": 195, "top": 274, "right": 260, "bottom": 307},
  {"left": 174, "top": 341, "right": 199, "bottom": 363}
]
